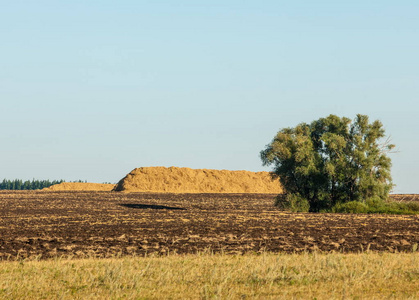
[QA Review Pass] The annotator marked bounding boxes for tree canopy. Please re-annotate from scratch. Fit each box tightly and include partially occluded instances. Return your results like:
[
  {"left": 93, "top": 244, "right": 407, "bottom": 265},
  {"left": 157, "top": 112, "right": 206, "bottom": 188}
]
[{"left": 261, "top": 114, "right": 395, "bottom": 212}]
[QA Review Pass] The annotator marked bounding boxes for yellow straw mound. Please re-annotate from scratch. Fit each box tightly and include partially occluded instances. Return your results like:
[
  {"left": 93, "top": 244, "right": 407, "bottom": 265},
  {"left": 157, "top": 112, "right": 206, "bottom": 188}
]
[
  {"left": 114, "top": 166, "right": 282, "bottom": 193},
  {"left": 43, "top": 182, "right": 115, "bottom": 191}
]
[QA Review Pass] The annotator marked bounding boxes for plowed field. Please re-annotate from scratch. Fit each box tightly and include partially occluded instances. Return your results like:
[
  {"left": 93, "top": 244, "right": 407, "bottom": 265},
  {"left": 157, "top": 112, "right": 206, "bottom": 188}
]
[{"left": 0, "top": 191, "right": 418, "bottom": 260}]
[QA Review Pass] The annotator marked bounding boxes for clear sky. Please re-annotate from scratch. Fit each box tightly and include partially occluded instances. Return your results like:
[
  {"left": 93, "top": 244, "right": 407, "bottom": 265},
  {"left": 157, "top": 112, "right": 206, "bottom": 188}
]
[{"left": 1, "top": 1, "right": 418, "bottom": 193}]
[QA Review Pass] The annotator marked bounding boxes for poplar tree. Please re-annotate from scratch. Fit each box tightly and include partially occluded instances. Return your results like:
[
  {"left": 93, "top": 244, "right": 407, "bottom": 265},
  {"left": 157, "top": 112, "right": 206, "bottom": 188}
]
[{"left": 261, "top": 114, "right": 394, "bottom": 212}]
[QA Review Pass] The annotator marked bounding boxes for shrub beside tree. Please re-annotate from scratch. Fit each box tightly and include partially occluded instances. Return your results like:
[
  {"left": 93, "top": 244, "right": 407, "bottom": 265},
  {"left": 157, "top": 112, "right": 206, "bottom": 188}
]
[{"left": 261, "top": 114, "right": 396, "bottom": 212}]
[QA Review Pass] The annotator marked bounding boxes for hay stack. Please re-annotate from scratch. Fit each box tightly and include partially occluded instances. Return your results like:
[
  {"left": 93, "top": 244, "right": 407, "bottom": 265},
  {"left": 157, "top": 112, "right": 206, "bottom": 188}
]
[
  {"left": 43, "top": 182, "right": 115, "bottom": 191},
  {"left": 114, "top": 166, "right": 282, "bottom": 193}
]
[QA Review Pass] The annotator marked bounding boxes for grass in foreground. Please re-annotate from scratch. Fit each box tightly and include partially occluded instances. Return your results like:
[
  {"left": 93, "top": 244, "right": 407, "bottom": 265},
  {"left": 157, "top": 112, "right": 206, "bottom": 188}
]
[{"left": 0, "top": 252, "right": 418, "bottom": 299}]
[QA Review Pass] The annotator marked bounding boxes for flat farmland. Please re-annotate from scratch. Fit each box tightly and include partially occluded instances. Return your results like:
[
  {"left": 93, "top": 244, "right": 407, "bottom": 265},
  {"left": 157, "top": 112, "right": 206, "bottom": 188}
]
[{"left": 0, "top": 191, "right": 418, "bottom": 259}]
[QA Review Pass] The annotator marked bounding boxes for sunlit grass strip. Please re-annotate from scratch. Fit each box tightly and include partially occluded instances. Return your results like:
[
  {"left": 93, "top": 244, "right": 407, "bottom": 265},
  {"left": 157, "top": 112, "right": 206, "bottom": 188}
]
[
  {"left": 331, "top": 198, "right": 419, "bottom": 215},
  {"left": 0, "top": 252, "right": 418, "bottom": 299}
]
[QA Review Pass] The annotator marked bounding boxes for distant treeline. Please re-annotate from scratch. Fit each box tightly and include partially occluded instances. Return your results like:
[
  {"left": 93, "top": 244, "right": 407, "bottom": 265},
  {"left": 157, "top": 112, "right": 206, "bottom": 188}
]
[{"left": 0, "top": 179, "right": 86, "bottom": 190}]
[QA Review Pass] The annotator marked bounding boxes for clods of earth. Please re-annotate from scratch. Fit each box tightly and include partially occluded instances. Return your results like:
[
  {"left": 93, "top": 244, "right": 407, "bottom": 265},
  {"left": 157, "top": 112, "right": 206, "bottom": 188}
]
[{"left": 0, "top": 191, "right": 418, "bottom": 260}]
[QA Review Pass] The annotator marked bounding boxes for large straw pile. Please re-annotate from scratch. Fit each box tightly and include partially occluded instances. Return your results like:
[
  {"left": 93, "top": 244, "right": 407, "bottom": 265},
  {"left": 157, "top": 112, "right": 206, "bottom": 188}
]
[
  {"left": 114, "top": 166, "right": 282, "bottom": 193},
  {"left": 43, "top": 182, "right": 115, "bottom": 191}
]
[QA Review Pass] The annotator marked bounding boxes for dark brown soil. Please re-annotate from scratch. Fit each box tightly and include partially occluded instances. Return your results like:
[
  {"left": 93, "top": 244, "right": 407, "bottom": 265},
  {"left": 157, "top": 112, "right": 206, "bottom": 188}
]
[{"left": 0, "top": 191, "right": 418, "bottom": 259}]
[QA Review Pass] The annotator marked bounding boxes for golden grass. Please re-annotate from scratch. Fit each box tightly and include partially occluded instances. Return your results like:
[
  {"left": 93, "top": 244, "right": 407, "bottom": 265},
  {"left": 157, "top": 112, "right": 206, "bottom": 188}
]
[
  {"left": 0, "top": 252, "right": 417, "bottom": 299},
  {"left": 114, "top": 166, "right": 283, "bottom": 193},
  {"left": 43, "top": 182, "right": 115, "bottom": 191}
]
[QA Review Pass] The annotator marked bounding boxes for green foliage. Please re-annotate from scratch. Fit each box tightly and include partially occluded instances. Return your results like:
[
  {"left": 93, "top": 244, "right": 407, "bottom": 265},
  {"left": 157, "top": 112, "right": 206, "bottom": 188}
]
[
  {"left": 261, "top": 114, "right": 395, "bottom": 212},
  {"left": 275, "top": 194, "right": 310, "bottom": 212},
  {"left": 331, "top": 201, "right": 369, "bottom": 213},
  {"left": 332, "top": 198, "right": 419, "bottom": 215},
  {"left": 0, "top": 179, "right": 65, "bottom": 190}
]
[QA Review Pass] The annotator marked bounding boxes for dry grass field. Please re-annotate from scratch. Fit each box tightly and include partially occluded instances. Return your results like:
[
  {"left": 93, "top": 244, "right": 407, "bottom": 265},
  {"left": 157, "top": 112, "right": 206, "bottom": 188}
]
[
  {"left": 0, "top": 191, "right": 417, "bottom": 259},
  {"left": 0, "top": 252, "right": 418, "bottom": 299}
]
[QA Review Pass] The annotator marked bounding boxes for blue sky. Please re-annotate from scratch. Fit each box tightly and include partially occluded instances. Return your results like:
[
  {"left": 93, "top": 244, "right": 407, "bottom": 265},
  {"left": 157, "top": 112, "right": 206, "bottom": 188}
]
[{"left": 1, "top": 1, "right": 418, "bottom": 193}]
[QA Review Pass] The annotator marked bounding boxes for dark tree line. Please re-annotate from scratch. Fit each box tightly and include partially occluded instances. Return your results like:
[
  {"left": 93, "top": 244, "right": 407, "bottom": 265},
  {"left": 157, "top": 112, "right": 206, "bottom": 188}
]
[{"left": 0, "top": 179, "right": 66, "bottom": 190}]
